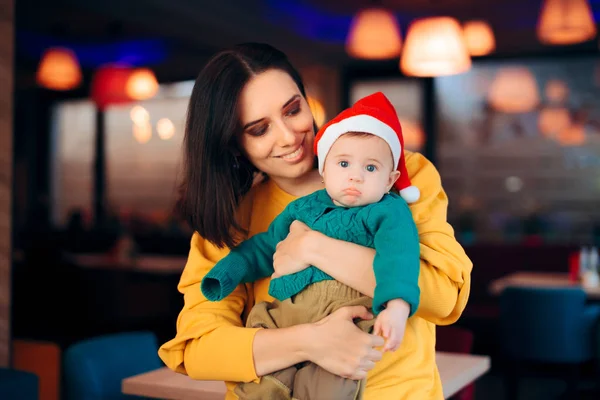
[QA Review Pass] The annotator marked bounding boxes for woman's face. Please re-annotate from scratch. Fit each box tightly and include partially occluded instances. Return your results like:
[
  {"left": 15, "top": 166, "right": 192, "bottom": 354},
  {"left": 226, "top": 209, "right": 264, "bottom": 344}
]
[{"left": 238, "top": 69, "right": 316, "bottom": 182}]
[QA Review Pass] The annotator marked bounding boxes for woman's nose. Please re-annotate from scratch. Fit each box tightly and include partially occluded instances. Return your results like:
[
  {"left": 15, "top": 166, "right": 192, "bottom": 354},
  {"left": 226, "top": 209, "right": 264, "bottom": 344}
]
[{"left": 274, "top": 120, "right": 297, "bottom": 147}]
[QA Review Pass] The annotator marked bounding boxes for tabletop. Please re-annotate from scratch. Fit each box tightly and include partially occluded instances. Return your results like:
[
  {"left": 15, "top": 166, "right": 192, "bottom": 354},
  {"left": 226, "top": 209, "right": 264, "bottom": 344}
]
[
  {"left": 488, "top": 271, "right": 600, "bottom": 299},
  {"left": 122, "top": 351, "right": 491, "bottom": 399}
]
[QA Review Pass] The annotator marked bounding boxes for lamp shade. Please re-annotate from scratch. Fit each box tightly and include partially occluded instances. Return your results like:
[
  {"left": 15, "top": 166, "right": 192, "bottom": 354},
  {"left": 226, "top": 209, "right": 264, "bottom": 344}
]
[
  {"left": 537, "top": 0, "right": 596, "bottom": 45},
  {"left": 126, "top": 68, "right": 159, "bottom": 100},
  {"left": 463, "top": 20, "right": 496, "bottom": 56},
  {"left": 557, "top": 124, "right": 585, "bottom": 146},
  {"left": 400, "top": 17, "right": 471, "bottom": 77},
  {"left": 91, "top": 65, "right": 134, "bottom": 110},
  {"left": 36, "top": 47, "right": 82, "bottom": 91},
  {"left": 538, "top": 107, "right": 571, "bottom": 138},
  {"left": 346, "top": 8, "right": 402, "bottom": 59},
  {"left": 545, "top": 79, "right": 569, "bottom": 103},
  {"left": 488, "top": 67, "right": 540, "bottom": 113}
]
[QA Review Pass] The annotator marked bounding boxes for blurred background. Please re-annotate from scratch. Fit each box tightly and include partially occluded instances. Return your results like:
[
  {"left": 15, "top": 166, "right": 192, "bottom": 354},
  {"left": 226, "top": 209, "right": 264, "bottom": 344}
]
[{"left": 2, "top": 0, "right": 600, "bottom": 399}]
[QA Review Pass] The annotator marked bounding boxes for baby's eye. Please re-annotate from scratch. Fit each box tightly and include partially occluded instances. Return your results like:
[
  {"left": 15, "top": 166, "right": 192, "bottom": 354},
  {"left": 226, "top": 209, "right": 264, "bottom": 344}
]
[
  {"left": 366, "top": 164, "right": 377, "bottom": 172},
  {"left": 338, "top": 161, "right": 349, "bottom": 168}
]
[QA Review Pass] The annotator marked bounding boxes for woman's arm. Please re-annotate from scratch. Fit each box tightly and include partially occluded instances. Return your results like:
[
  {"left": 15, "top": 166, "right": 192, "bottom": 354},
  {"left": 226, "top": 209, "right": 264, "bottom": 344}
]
[
  {"left": 271, "top": 220, "right": 376, "bottom": 296},
  {"left": 161, "top": 233, "right": 307, "bottom": 381},
  {"left": 163, "top": 233, "right": 383, "bottom": 383}
]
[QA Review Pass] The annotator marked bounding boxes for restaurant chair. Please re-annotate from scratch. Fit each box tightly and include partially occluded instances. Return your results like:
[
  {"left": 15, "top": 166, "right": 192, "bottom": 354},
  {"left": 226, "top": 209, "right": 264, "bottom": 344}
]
[
  {"left": 499, "top": 286, "right": 600, "bottom": 400},
  {"left": 12, "top": 339, "right": 61, "bottom": 400},
  {"left": 63, "top": 331, "right": 162, "bottom": 400},
  {"left": 0, "top": 367, "right": 39, "bottom": 399}
]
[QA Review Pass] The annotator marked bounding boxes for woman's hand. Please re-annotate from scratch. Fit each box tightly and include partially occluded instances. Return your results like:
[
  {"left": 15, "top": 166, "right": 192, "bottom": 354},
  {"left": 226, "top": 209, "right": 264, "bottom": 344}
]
[
  {"left": 303, "top": 306, "right": 384, "bottom": 380},
  {"left": 272, "top": 220, "right": 316, "bottom": 278}
]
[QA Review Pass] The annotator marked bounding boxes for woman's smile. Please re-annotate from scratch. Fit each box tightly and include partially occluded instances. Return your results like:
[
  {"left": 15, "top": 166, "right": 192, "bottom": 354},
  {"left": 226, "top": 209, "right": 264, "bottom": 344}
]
[{"left": 276, "top": 137, "right": 306, "bottom": 163}]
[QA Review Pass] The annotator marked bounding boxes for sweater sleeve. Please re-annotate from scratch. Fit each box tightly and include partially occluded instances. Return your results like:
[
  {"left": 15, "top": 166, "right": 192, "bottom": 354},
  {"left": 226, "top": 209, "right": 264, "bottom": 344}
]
[
  {"left": 405, "top": 151, "right": 473, "bottom": 325},
  {"left": 201, "top": 205, "right": 295, "bottom": 301},
  {"left": 369, "top": 198, "right": 421, "bottom": 316}
]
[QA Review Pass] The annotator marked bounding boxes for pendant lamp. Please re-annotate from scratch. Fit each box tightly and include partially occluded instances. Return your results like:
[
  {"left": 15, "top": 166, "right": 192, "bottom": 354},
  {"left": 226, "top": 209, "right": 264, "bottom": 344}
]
[
  {"left": 126, "top": 68, "right": 159, "bottom": 100},
  {"left": 346, "top": 8, "right": 402, "bottom": 59},
  {"left": 488, "top": 67, "right": 540, "bottom": 113},
  {"left": 463, "top": 20, "right": 496, "bottom": 56},
  {"left": 537, "top": 0, "right": 596, "bottom": 45},
  {"left": 36, "top": 47, "right": 82, "bottom": 91},
  {"left": 400, "top": 17, "right": 471, "bottom": 77}
]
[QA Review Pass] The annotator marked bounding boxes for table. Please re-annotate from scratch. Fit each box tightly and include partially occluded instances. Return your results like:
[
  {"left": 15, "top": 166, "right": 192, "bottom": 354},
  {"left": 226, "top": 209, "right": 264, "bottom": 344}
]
[
  {"left": 488, "top": 271, "right": 600, "bottom": 299},
  {"left": 122, "top": 352, "right": 491, "bottom": 399}
]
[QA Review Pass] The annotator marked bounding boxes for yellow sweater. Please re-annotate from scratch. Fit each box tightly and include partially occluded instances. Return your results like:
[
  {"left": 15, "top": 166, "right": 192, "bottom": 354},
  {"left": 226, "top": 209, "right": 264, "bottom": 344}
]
[{"left": 158, "top": 151, "right": 473, "bottom": 399}]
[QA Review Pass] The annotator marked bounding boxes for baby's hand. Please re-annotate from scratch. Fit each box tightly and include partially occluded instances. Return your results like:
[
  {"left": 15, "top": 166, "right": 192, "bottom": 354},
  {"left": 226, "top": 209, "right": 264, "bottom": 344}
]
[{"left": 373, "top": 299, "right": 410, "bottom": 352}]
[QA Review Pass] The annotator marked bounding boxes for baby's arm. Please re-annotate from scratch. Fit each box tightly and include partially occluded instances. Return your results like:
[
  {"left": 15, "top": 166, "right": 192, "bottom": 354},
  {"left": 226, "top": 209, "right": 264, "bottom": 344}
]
[
  {"left": 370, "top": 197, "right": 421, "bottom": 315},
  {"left": 370, "top": 197, "right": 421, "bottom": 351},
  {"left": 201, "top": 205, "right": 296, "bottom": 301}
]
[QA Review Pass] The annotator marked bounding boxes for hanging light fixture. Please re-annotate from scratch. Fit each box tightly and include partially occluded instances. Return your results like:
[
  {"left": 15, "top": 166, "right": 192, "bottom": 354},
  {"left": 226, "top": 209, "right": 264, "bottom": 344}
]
[
  {"left": 463, "top": 20, "right": 496, "bottom": 56},
  {"left": 346, "top": 8, "right": 402, "bottom": 59},
  {"left": 126, "top": 68, "right": 159, "bottom": 100},
  {"left": 557, "top": 124, "right": 585, "bottom": 146},
  {"left": 36, "top": 47, "right": 82, "bottom": 91},
  {"left": 487, "top": 67, "right": 540, "bottom": 113},
  {"left": 544, "top": 79, "right": 569, "bottom": 104},
  {"left": 400, "top": 17, "right": 471, "bottom": 77},
  {"left": 537, "top": 0, "right": 596, "bottom": 45},
  {"left": 538, "top": 107, "right": 571, "bottom": 138},
  {"left": 91, "top": 64, "right": 134, "bottom": 110}
]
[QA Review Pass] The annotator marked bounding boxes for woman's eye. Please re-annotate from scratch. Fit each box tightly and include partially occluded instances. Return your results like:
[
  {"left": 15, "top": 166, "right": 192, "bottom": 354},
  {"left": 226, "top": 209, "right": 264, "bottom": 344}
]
[
  {"left": 286, "top": 106, "right": 301, "bottom": 116},
  {"left": 366, "top": 165, "right": 377, "bottom": 172},
  {"left": 248, "top": 125, "right": 269, "bottom": 137},
  {"left": 338, "top": 161, "right": 349, "bottom": 168}
]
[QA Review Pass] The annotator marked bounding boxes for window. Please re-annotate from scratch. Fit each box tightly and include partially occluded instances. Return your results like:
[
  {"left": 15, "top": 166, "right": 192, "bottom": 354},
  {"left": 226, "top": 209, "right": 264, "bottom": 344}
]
[{"left": 51, "top": 81, "right": 194, "bottom": 228}]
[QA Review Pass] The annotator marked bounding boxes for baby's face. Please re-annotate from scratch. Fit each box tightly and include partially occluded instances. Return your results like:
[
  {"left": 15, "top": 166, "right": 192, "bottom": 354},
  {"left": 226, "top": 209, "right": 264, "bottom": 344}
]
[{"left": 322, "top": 133, "right": 400, "bottom": 207}]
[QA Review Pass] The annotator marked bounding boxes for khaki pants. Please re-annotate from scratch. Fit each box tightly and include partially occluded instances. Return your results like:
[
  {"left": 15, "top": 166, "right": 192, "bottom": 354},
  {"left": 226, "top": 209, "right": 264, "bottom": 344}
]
[{"left": 234, "top": 280, "right": 374, "bottom": 400}]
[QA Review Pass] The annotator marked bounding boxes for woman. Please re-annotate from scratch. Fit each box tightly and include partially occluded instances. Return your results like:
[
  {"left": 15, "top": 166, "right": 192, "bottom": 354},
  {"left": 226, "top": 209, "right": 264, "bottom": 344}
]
[{"left": 158, "top": 43, "right": 472, "bottom": 399}]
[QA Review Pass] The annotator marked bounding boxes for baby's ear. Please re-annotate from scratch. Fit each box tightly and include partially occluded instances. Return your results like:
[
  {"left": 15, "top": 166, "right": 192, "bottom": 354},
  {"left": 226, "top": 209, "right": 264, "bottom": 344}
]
[{"left": 387, "top": 170, "right": 400, "bottom": 192}]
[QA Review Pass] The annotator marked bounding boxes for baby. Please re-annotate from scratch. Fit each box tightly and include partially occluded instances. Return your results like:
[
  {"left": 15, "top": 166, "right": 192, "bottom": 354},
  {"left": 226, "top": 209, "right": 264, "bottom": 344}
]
[{"left": 202, "top": 92, "right": 421, "bottom": 400}]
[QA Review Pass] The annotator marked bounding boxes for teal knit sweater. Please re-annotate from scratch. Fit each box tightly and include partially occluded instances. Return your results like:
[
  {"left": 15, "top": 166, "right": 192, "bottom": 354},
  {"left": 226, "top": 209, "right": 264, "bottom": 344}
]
[{"left": 201, "top": 189, "right": 420, "bottom": 315}]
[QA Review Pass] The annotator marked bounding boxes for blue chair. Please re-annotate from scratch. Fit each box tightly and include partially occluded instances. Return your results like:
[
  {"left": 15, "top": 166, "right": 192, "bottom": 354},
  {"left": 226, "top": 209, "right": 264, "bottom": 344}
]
[
  {"left": 0, "top": 368, "right": 38, "bottom": 399},
  {"left": 499, "top": 287, "right": 600, "bottom": 399},
  {"left": 63, "top": 331, "right": 162, "bottom": 400}
]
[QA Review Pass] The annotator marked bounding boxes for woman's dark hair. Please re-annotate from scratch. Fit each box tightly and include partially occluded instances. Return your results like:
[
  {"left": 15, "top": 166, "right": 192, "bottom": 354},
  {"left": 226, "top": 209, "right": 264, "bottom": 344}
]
[{"left": 177, "top": 43, "right": 310, "bottom": 249}]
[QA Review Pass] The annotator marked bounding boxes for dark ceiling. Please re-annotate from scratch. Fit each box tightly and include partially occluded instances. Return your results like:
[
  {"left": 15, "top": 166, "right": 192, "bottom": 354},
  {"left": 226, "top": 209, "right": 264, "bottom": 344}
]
[{"left": 15, "top": 0, "right": 600, "bottom": 84}]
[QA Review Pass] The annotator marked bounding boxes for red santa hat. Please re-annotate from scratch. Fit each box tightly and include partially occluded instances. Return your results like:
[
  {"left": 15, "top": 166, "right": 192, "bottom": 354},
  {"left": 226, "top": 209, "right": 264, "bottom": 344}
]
[{"left": 314, "top": 91, "right": 420, "bottom": 203}]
